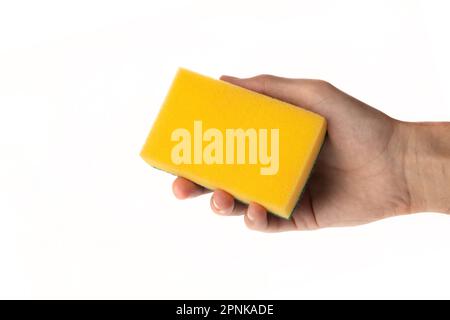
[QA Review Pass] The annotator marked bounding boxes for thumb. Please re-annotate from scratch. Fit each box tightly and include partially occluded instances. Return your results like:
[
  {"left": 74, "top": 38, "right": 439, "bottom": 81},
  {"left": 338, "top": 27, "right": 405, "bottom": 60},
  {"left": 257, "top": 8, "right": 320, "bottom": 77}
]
[{"left": 220, "top": 74, "right": 338, "bottom": 118}]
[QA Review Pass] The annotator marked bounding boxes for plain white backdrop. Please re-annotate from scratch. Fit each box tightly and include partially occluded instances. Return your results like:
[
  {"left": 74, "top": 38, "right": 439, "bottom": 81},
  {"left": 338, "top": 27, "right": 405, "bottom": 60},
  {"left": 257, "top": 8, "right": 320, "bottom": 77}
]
[{"left": 1, "top": 0, "right": 450, "bottom": 299}]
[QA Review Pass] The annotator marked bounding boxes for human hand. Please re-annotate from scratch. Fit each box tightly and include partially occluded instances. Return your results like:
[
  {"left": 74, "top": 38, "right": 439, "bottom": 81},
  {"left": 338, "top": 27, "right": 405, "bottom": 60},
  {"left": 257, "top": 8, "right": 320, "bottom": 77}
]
[{"left": 172, "top": 75, "right": 450, "bottom": 232}]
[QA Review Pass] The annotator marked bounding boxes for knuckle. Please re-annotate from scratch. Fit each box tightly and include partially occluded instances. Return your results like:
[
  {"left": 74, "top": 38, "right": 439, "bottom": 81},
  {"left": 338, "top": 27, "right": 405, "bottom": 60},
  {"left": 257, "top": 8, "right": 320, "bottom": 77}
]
[
  {"left": 310, "top": 79, "right": 334, "bottom": 91},
  {"left": 254, "top": 74, "right": 274, "bottom": 80},
  {"left": 252, "top": 74, "right": 276, "bottom": 94}
]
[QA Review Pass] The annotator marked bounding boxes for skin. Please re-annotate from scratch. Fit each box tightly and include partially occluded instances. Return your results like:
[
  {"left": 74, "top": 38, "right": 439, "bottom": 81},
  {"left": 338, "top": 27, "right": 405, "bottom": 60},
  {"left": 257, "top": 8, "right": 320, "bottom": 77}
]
[{"left": 172, "top": 75, "right": 450, "bottom": 232}]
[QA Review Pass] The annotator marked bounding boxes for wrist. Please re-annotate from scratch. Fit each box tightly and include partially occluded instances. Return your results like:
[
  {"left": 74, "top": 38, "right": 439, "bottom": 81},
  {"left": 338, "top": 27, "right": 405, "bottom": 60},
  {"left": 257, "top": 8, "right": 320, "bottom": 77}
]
[{"left": 399, "top": 121, "right": 450, "bottom": 214}]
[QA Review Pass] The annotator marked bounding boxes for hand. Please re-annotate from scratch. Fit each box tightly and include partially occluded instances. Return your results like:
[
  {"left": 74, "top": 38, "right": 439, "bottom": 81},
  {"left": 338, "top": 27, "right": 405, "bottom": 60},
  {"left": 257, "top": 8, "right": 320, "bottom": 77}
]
[{"left": 172, "top": 74, "right": 449, "bottom": 232}]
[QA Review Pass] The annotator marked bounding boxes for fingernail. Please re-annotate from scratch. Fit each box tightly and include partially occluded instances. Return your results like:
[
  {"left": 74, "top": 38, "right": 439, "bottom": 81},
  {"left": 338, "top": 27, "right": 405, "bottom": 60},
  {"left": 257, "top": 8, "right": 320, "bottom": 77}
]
[
  {"left": 247, "top": 206, "right": 256, "bottom": 221},
  {"left": 212, "top": 197, "right": 220, "bottom": 209},
  {"left": 213, "top": 196, "right": 230, "bottom": 214}
]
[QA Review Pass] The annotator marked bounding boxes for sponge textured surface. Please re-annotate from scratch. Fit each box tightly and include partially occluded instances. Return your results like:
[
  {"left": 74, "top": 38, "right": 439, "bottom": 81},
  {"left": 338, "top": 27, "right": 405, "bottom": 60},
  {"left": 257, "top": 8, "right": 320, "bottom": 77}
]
[{"left": 141, "top": 68, "right": 326, "bottom": 219}]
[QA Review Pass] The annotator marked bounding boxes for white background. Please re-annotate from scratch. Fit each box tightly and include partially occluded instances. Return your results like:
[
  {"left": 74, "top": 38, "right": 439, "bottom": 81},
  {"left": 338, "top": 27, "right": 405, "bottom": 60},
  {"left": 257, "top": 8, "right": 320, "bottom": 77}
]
[{"left": 1, "top": 0, "right": 449, "bottom": 299}]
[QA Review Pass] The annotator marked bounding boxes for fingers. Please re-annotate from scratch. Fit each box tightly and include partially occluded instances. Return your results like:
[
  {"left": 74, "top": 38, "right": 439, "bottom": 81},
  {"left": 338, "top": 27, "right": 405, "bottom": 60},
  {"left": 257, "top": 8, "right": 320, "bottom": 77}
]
[
  {"left": 172, "top": 177, "right": 310, "bottom": 232},
  {"left": 209, "top": 192, "right": 299, "bottom": 232},
  {"left": 244, "top": 202, "right": 299, "bottom": 232},
  {"left": 243, "top": 191, "right": 320, "bottom": 232},
  {"left": 220, "top": 74, "right": 337, "bottom": 118},
  {"left": 172, "top": 177, "right": 210, "bottom": 199},
  {"left": 244, "top": 202, "right": 268, "bottom": 230},
  {"left": 210, "top": 189, "right": 247, "bottom": 216},
  {"left": 172, "top": 178, "right": 246, "bottom": 215}
]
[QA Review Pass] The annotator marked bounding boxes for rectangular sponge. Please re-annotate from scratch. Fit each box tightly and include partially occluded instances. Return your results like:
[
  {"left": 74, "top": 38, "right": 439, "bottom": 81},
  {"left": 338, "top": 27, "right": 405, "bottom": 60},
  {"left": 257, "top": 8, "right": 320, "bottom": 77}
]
[{"left": 140, "top": 68, "right": 326, "bottom": 219}]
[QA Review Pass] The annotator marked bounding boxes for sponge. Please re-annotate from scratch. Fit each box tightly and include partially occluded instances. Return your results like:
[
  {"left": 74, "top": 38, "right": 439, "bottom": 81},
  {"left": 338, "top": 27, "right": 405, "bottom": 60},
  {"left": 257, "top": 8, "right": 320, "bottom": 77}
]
[{"left": 141, "top": 68, "right": 326, "bottom": 219}]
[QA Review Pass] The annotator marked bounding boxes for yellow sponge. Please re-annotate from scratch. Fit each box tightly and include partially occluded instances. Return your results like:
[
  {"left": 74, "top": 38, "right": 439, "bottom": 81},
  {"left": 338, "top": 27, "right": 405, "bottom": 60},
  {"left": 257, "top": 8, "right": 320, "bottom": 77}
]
[{"left": 141, "top": 68, "right": 326, "bottom": 219}]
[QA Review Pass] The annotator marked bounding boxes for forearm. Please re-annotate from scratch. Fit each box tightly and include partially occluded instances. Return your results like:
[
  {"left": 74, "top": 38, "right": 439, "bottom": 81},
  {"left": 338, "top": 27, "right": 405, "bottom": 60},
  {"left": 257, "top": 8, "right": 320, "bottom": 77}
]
[{"left": 400, "top": 121, "right": 450, "bottom": 214}]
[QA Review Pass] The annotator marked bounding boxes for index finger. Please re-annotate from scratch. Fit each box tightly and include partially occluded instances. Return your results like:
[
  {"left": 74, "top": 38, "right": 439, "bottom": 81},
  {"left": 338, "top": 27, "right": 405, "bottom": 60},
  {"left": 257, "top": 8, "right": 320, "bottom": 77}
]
[{"left": 172, "top": 177, "right": 211, "bottom": 199}]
